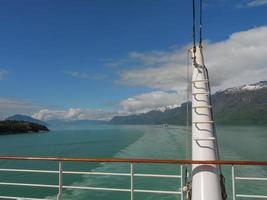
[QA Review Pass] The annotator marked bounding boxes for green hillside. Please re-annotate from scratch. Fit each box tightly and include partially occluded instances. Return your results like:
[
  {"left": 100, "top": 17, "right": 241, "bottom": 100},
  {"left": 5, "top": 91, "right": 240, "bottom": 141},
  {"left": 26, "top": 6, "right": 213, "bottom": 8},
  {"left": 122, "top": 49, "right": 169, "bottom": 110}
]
[{"left": 111, "top": 82, "right": 267, "bottom": 125}]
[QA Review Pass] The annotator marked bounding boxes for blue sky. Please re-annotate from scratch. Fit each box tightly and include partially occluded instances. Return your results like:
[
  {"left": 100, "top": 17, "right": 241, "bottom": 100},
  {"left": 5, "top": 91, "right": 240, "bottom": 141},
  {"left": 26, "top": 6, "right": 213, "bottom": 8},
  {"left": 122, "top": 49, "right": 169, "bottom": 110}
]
[{"left": 0, "top": 0, "right": 267, "bottom": 120}]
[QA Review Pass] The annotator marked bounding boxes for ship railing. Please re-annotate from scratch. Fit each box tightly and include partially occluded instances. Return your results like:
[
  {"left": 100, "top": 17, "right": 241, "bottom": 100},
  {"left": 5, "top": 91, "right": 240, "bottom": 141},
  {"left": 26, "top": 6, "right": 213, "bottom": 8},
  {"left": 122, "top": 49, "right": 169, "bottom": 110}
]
[
  {"left": 0, "top": 157, "right": 266, "bottom": 200},
  {"left": 231, "top": 165, "right": 267, "bottom": 200}
]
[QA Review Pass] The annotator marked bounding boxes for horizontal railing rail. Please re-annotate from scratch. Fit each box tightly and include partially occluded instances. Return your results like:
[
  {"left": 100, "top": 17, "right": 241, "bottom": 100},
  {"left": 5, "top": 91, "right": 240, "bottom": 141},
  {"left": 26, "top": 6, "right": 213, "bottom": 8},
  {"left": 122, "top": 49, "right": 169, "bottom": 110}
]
[
  {"left": 0, "top": 156, "right": 266, "bottom": 200},
  {"left": 0, "top": 156, "right": 267, "bottom": 165},
  {"left": 232, "top": 165, "right": 267, "bottom": 200},
  {"left": 0, "top": 156, "right": 186, "bottom": 200}
]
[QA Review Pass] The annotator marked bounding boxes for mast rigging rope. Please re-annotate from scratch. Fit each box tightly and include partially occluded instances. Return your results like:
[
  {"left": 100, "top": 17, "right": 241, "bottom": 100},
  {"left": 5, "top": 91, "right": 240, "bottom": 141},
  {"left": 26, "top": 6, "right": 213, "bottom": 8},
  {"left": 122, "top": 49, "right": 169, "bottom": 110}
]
[
  {"left": 199, "top": 0, "right": 203, "bottom": 47},
  {"left": 192, "top": 0, "right": 196, "bottom": 63},
  {"left": 186, "top": 50, "right": 190, "bottom": 162}
]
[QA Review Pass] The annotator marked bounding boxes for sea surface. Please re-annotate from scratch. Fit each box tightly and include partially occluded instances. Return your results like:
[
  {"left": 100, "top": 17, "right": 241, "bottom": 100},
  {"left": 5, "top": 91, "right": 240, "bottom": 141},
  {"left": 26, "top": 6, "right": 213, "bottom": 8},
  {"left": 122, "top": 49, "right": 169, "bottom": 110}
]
[{"left": 0, "top": 125, "right": 266, "bottom": 200}]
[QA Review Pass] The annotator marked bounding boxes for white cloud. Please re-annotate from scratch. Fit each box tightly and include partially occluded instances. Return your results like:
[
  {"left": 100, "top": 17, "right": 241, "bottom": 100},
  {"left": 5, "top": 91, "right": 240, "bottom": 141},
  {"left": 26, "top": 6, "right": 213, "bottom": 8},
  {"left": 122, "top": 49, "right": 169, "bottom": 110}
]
[
  {"left": 204, "top": 26, "right": 267, "bottom": 91},
  {"left": 32, "top": 108, "right": 117, "bottom": 121},
  {"left": 0, "top": 69, "right": 8, "bottom": 80},
  {"left": 33, "top": 91, "right": 184, "bottom": 120},
  {"left": 120, "top": 91, "right": 182, "bottom": 114},
  {"left": 64, "top": 71, "right": 107, "bottom": 80},
  {"left": 116, "top": 48, "right": 188, "bottom": 91},
  {"left": 2, "top": 27, "right": 267, "bottom": 119},
  {"left": 0, "top": 97, "right": 117, "bottom": 121},
  {"left": 0, "top": 97, "right": 117, "bottom": 122},
  {"left": 0, "top": 97, "right": 41, "bottom": 119},
  {"left": 246, "top": 0, "right": 267, "bottom": 7},
  {"left": 117, "top": 26, "right": 267, "bottom": 92},
  {"left": 113, "top": 26, "right": 267, "bottom": 114}
]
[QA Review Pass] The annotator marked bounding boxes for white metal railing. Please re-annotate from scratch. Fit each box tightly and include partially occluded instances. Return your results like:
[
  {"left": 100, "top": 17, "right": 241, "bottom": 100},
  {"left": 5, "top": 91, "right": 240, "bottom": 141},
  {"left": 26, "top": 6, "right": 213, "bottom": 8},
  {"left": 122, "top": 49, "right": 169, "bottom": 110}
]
[
  {"left": 0, "top": 157, "right": 267, "bottom": 200},
  {"left": 232, "top": 165, "right": 267, "bottom": 199},
  {"left": 0, "top": 161, "right": 183, "bottom": 200}
]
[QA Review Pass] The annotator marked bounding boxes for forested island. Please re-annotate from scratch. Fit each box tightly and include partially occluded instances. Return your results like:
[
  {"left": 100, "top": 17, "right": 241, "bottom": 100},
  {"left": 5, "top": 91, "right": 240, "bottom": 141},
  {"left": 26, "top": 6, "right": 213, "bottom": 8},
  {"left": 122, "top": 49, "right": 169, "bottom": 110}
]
[{"left": 0, "top": 120, "right": 49, "bottom": 135}]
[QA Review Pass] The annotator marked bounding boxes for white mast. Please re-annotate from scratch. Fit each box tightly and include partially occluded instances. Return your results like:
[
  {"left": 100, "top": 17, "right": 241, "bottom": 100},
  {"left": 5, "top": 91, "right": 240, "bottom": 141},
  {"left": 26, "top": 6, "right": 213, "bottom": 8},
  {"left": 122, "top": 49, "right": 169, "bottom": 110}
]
[{"left": 191, "top": 46, "right": 222, "bottom": 200}]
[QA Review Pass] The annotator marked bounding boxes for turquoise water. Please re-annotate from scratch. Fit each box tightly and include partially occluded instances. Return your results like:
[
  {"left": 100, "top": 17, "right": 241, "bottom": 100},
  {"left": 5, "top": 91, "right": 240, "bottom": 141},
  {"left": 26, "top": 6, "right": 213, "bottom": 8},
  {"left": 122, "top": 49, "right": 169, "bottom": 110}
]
[{"left": 0, "top": 125, "right": 266, "bottom": 199}]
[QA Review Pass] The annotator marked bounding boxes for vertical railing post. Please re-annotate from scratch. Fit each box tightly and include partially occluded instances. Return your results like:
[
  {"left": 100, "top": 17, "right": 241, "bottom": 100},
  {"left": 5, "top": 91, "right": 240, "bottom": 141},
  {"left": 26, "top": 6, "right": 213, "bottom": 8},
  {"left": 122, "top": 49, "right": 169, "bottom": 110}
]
[
  {"left": 180, "top": 165, "right": 183, "bottom": 200},
  {"left": 232, "top": 165, "right": 236, "bottom": 200},
  {"left": 130, "top": 163, "right": 134, "bottom": 200},
  {"left": 57, "top": 161, "right": 63, "bottom": 200}
]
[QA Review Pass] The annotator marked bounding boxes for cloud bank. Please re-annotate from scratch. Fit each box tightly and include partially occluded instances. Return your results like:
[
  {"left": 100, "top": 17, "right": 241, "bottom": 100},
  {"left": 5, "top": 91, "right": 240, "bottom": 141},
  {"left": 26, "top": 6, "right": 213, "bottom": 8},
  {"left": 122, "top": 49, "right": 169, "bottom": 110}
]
[
  {"left": 0, "top": 97, "right": 41, "bottom": 119},
  {"left": 246, "top": 0, "right": 267, "bottom": 7},
  {"left": 32, "top": 108, "right": 117, "bottom": 121},
  {"left": 115, "top": 26, "right": 267, "bottom": 114},
  {"left": 3, "top": 26, "right": 266, "bottom": 120},
  {"left": 121, "top": 91, "right": 182, "bottom": 114}
]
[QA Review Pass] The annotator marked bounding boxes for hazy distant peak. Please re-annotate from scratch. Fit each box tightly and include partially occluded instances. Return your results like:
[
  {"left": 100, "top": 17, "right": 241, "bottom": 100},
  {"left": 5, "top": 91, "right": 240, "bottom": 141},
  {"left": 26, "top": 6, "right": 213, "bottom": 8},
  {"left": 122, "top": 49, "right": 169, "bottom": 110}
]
[{"left": 5, "top": 114, "right": 47, "bottom": 126}]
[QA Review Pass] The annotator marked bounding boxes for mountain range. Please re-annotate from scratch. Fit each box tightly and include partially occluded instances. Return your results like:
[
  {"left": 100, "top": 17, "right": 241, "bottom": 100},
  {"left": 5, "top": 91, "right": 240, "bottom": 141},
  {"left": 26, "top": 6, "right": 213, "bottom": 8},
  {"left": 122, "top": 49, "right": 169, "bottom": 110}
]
[
  {"left": 110, "top": 81, "right": 267, "bottom": 125},
  {"left": 5, "top": 81, "right": 267, "bottom": 127}
]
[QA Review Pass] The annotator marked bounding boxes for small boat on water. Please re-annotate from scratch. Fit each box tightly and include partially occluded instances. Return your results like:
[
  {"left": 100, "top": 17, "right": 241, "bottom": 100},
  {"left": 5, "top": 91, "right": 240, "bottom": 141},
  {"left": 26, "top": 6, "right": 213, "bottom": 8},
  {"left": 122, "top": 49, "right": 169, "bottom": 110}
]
[{"left": 162, "top": 124, "right": 169, "bottom": 128}]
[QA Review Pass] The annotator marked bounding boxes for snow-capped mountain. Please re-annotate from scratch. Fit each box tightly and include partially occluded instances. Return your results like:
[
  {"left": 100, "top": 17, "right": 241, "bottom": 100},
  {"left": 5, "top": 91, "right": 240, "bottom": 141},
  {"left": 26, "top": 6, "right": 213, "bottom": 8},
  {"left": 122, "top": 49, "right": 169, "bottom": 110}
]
[
  {"left": 156, "top": 104, "right": 179, "bottom": 112},
  {"left": 111, "top": 81, "right": 267, "bottom": 125},
  {"left": 222, "top": 81, "right": 267, "bottom": 94}
]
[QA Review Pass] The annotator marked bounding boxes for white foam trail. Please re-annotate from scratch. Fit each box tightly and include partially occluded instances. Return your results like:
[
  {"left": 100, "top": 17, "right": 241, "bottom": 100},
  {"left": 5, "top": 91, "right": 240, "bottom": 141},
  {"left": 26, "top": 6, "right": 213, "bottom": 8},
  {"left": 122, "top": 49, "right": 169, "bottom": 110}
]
[{"left": 46, "top": 126, "right": 185, "bottom": 200}]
